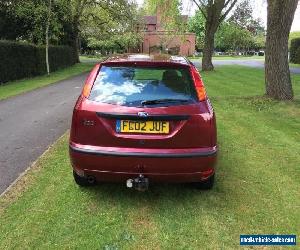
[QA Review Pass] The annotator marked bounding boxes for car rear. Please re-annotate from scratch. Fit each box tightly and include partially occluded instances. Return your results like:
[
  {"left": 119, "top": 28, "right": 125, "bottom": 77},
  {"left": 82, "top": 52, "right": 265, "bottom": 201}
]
[{"left": 69, "top": 55, "right": 217, "bottom": 189}]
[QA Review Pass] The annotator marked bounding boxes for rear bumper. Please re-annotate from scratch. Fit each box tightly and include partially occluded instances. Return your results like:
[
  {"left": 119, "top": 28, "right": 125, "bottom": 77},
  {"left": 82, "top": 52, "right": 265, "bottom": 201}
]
[
  {"left": 69, "top": 143, "right": 217, "bottom": 183},
  {"left": 69, "top": 143, "right": 217, "bottom": 158}
]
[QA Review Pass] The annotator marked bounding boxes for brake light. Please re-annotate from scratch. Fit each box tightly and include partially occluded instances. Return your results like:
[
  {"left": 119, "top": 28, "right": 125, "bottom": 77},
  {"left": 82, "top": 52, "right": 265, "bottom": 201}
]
[
  {"left": 190, "top": 66, "right": 207, "bottom": 101},
  {"left": 82, "top": 64, "right": 100, "bottom": 98},
  {"left": 82, "top": 84, "right": 92, "bottom": 98}
]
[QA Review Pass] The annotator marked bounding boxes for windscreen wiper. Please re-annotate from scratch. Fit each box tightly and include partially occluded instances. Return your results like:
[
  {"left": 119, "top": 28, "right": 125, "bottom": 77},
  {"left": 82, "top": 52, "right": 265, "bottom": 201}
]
[{"left": 141, "top": 99, "right": 190, "bottom": 106}]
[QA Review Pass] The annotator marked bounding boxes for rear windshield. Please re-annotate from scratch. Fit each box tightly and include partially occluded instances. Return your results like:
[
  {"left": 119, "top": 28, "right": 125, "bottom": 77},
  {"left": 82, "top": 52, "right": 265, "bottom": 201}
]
[{"left": 89, "top": 66, "right": 197, "bottom": 107}]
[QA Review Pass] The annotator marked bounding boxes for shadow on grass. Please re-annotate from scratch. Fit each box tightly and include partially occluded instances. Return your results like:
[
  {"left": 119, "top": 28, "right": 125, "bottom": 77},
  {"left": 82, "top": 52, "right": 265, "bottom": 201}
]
[{"left": 73, "top": 157, "right": 233, "bottom": 212}]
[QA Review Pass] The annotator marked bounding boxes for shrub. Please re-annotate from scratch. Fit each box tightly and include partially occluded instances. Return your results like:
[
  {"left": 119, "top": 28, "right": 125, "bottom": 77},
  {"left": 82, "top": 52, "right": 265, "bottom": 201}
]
[
  {"left": 294, "top": 47, "right": 300, "bottom": 64},
  {"left": 0, "top": 40, "right": 77, "bottom": 84},
  {"left": 290, "top": 37, "right": 300, "bottom": 64}
]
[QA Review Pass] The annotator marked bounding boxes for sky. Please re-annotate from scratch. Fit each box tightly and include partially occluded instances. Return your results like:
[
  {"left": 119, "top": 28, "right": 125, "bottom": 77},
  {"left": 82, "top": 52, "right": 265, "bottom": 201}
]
[{"left": 137, "top": 0, "right": 300, "bottom": 32}]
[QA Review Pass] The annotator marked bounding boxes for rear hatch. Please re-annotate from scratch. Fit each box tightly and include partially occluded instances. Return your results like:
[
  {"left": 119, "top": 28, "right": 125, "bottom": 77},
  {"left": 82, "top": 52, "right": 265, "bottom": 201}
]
[{"left": 72, "top": 62, "right": 215, "bottom": 149}]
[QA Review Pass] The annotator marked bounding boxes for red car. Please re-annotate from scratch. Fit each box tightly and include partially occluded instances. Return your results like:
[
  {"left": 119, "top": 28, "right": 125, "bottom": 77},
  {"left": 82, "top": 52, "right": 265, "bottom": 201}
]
[{"left": 69, "top": 54, "right": 217, "bottom": 190}]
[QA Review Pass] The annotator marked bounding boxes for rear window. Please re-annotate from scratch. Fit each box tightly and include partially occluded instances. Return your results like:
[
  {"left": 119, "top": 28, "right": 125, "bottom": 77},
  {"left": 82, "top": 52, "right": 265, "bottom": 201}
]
[{"left": 89, "top": 66, "right": 197, "bottom": 106}]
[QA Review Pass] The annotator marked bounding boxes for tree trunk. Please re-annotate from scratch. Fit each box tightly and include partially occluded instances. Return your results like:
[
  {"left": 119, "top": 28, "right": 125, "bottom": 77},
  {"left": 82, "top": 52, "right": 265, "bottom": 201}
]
[
  {"left": 202, "top": 30, "right": 215, "bottom": 71},
  {"left": 201, "top": 0, "right": 224, "bottom": 71},
  {"left": 45, "top": 0, "right": 52, "bottom": 75},
  {"left": 193, "top": 0, "right": 237, "bottom": 71},
  {"left": 265, "top": 0, "right": 298, "bottom": 100},
  {"left": 70, "top": 28, "right": 80, "bottom": 63}
]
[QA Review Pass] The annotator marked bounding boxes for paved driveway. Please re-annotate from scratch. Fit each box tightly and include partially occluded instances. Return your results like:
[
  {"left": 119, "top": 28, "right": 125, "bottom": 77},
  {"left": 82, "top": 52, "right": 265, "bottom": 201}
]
[
  {"left": 0, "top": 73, "right": 88, "bottom": 194},
  {"left": 191, "top": 59, "right": 300, "bottom": 74}
]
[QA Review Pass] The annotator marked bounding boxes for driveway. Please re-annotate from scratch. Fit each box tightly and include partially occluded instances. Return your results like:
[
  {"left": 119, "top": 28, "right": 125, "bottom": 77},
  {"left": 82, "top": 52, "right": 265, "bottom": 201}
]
[
  {"left": 0, "top": 73, "right": 88, "bottom": 195},
  {"left": 191, "top": 59, "right": 300, "bottom": 74}
]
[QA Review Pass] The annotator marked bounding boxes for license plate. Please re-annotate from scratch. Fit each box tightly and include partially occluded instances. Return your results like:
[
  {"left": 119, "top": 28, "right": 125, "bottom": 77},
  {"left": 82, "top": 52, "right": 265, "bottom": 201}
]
[{"left": 116, "top": 120, "right": 169, "bottom": 134}]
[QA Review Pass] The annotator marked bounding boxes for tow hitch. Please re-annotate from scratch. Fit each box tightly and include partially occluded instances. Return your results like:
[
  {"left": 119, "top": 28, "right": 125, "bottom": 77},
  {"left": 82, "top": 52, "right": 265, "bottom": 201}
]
[{"left": 126, "top": 174, "right": 149, "bottom": 191}]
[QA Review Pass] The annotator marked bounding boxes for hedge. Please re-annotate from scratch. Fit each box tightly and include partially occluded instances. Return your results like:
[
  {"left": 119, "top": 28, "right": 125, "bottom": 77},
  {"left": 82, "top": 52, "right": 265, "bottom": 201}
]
[
  {"left": 290, "top": 37, "right": 300, "bottom": 64},
  {"left": 0, "top": 40, "right": 77, "bottom": 83}
]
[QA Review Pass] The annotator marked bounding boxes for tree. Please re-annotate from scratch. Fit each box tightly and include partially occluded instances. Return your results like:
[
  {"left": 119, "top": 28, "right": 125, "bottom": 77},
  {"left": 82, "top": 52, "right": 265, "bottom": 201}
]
[
  {"left": 229, "top": 0, "right": 265, "bottom": 36},
  {"left": 0, "top": 0, "right": 63, "bottom": 44},
  {"left": 0, "top": 0, "right": 136, "bottom": 61},
  {"left": 265, "top": 0, "right": 298, "bottom": 100},
  {"left": 145, "top": 0, "right": 182, "bottom": 16},
  {"left": 192, "top": 0, "right": 238, "bottom": 71},
  {"left": 188, "top": 10, "right": 206, "bottom": 50},
  {"left": 229, "top": 0, "right": 252, "bottom": 29},
  {"left": 215, "top": 21, "right": 255, "bottom": 53},
  {"left": 80, "top": 1, "right": 141, "bottom": 55},
  {"left": 88, "top": 32, "right": 142, "bottom": 54},
  {"left": 66, "top": 0, "right": 134, "bottom": 62},
  {"left": 143, "top": 0, "right": 187, "bottom": 54},
  {"left": 45, "top": 0, "right": 52, "bottom": 75}
]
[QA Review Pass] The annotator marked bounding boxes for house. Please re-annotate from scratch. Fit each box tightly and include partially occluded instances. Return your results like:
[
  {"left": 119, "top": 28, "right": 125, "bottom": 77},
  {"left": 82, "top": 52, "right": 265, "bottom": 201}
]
[{"left": 139, "top": 8, "right": 196, "bottom": 56}]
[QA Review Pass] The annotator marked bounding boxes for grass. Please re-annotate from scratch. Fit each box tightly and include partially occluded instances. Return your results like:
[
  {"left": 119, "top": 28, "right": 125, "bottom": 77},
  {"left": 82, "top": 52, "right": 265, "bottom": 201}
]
[
  {"left": 290, "top": 63, "right": 300, "bottom": 68},
  {"left": 0, "top": 66, "right": 299, "bottom": 249},
  {"left": 0, "top": 63, "right": 94, "bottom": 101},
  {"left": 80, "top": 55, "right": 104, "bottom": 62}
]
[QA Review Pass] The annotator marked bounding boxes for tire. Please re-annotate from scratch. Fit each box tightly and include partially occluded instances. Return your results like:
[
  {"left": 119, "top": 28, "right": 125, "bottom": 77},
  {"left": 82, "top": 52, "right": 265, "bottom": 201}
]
[
  {"left": 194, "top": 174, "right": 215, "bottom": 190},
  {"left": 73, "top": 171, "right": 96, "bottom": 187}
]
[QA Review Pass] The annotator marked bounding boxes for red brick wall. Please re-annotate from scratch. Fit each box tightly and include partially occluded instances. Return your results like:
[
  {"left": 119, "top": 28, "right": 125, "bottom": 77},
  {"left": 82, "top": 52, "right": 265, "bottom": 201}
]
[{"left": 142, "top": 32, "right": 195, "bottom": 56}]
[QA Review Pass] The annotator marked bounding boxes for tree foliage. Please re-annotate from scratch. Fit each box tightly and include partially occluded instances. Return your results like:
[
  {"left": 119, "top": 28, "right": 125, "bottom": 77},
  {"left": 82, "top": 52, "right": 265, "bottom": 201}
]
[
  {"left": 229, "top": 0, "right": 264, "bottom": 35},
  {"left": 0, "top": 0, "right": 139, "bottom": 58},
  {"left": 144, "top": 0, "right": 187, "bottom": 32},
  {"left": 141, "top": 0, "right": 189, "bottom": 54},
  {"left": 0, "top": 0, "right": 65, "bottom": 45},
  {"left": 188, "top": 10, "right": 205, "bottom": 50},
  {"left": 80, "top": 1, "right": 141, "bottom": 54},
  {"left": 215, "top": 22, "right": 254, "bottom": 51}
]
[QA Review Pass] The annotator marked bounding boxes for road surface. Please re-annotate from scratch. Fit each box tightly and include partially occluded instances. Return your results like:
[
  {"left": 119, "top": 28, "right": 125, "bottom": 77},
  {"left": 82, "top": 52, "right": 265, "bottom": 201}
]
[
  {"left": 191, "top": 59, "right": 300, "bottom": 74},
  {"left": 0, "top": 73, "right": 87, "bottom": 194}
]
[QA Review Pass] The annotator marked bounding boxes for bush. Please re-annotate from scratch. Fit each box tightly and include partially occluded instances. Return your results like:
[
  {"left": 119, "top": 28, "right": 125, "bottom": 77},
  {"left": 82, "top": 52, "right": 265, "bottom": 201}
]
[
  {"left": 0, "top": 40, "right": 77, "bottom": 84},
  {"left": 290, "top": 38, "right": 300, "bottom": 64},
  {"left": 295, "top": 47, "right": 300, "bottom": 64}
]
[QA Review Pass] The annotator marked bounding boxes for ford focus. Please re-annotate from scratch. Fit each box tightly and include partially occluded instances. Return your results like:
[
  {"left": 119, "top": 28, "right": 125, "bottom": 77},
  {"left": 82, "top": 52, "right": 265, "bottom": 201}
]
[{"left": 69, "top": 54, "right": 217, "bottom": 190}]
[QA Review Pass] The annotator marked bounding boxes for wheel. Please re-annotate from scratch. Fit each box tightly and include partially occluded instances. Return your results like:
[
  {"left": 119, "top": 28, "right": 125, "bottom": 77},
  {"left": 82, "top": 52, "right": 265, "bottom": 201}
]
[
  {"left": 194, "top": 174, "right": 215, "bottom": 190},
  {"left": 73, "top": 171, "right": 96, "bottom": 186}
]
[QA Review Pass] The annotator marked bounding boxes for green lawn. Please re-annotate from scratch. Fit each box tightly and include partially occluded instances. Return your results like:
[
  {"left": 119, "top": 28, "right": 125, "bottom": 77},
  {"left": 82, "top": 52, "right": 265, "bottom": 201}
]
[
  {"left": 0, "top": 66, "right": 299, "bottom": 249},
  {"left": 0, "top": 63, "right": 94, "bottom": 101},
  {"left": 290, "top": 63, "right": 300, "bottom": 68},
  {"left": 80, "top": 55, "right": 104, "bottom": 63}
]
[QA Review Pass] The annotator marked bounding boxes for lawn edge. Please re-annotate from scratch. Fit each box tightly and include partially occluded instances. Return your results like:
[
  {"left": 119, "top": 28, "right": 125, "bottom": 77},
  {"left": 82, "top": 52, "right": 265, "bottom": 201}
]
[
  {"left": 0, "top": 131, "right": 69, "bottom": 204},
  {"left": 0, "top": 65, "right": 92, "bottom": 101}
]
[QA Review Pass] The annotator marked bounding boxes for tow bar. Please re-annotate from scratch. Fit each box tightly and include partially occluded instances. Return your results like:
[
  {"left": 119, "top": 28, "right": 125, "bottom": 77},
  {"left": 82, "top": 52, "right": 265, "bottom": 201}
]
[{"left": 126, "top": 174, "right": 149, "bottom": 191}]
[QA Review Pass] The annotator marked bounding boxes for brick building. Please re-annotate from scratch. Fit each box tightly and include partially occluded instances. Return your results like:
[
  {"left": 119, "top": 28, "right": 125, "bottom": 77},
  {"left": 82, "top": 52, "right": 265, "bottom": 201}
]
[{"left": 139, "top": 9, "right": 196, "bottom": 56}]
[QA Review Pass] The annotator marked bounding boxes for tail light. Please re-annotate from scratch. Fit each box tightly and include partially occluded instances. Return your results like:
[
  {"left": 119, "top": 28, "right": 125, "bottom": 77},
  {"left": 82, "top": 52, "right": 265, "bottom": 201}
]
[
  {"left": 82, "top": 64, "right": 101, "bottom": 98},
  {"left": 82, "top": 84, "right": 93, "bottom": 98},
  {"left": 190, "top": 66, "right": 207, "bottom": 101}
]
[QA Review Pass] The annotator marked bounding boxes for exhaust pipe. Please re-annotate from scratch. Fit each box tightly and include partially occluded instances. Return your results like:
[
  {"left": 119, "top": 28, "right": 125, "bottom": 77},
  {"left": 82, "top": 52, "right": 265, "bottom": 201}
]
[
  {"left": 126, "top": 174, "right": 149, "bottom": 191},
  {"left": 87, "top": 175, "right": 96, "bottom": 184}
]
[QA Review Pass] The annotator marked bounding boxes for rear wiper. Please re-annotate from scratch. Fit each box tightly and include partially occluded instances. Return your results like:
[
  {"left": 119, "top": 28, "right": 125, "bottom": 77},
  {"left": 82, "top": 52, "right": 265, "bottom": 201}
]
[{"left": 141, "top": 99, "right": 190, "bottom": 105}]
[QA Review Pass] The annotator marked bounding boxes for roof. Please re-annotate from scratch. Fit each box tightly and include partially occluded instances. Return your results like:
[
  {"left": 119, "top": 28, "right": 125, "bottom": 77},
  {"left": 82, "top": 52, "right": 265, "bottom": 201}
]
[
  {"left": 102, "top": 54, "right": 190, "bottom": 66},
  {"left": 144, "top": 16, "right": 157, "bottom": 25}
]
